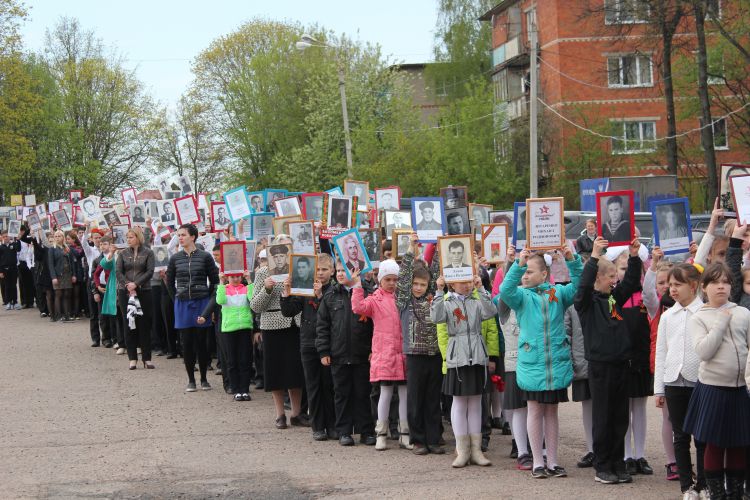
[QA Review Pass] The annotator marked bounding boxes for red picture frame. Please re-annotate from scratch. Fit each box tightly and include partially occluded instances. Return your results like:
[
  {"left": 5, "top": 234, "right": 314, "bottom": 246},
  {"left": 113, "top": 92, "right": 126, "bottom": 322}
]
[
  {"left": 211, "top": 201, "right": 230, "bottom": 230},
  {"left": 596, "top": 190, "right": 635, "bottom": 247},
  {"left": 121, "top": 187, "right": 137, "bottom": 208},
  {"left": 69, "top": 189, "right": 83, "bottom": 203},
  {"left": 301, "top": 192, "right": 324, "bottom": 221},
  {"left": 174, "top": 195, "right": 200, "bottom": 225},
  {"left": 220, "top": 240, "right": 246, "bottom": 276}
]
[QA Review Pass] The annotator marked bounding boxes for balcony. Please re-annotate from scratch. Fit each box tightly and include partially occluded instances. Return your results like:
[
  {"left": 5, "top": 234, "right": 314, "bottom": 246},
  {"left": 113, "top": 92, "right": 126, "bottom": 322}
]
[
  {"left": 507, "top": 96, "right": 527, "bottom": 120},
  {"left": 491, "top": 36, "right": 529, "bottom": 69}
]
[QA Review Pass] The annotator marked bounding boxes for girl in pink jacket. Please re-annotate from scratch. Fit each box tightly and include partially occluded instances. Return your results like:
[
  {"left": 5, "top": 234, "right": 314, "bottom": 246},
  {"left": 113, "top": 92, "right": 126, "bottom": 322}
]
[{"left": 351, "top": 259, "right": 410, "bottom": 451}]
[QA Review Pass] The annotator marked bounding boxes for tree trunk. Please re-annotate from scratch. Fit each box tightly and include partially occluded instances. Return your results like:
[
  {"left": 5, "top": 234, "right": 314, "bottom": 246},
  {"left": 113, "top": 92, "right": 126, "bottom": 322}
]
[
  {"left": 661, "top": 9, "right": 680, "bottom": 175},
  {"left": 693, "top": 1, "right": 718, "bottom": 205}
]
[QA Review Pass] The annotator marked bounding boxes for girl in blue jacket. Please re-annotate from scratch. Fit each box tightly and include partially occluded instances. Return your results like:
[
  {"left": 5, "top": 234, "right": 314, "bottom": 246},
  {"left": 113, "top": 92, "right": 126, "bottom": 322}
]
[{"left": 499, "top": 246, "right": 582, "bottom": 479}]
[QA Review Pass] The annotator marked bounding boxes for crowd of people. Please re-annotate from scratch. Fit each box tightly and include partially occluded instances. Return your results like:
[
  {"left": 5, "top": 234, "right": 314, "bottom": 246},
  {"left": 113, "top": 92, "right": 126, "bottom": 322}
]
[{"left": 1, "top": 194, "right": 750, "bottom": 500}]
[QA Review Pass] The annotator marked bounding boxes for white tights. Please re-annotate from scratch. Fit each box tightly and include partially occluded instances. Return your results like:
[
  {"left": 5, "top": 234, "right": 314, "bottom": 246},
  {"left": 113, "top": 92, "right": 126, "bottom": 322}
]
[
  {"left": 505, "top": 407, "right": 529, "bottom": 456},
  {"left": 624, "top": 396, "right": 647, "bottom": 459},
  {"left": 661, "top": 405, "right": 676, "bottom": 464},
  {"left": 581, "top": 399, "right": 593, "bottom": 453},
  {"left": 451, "top": 395, "right": 482, "bottom": 437},
  {"left": 377, "top": 384, "right": 408, "bottom": 424},
  {"left": 527, "top": 401, "right": 559, "bottom": 469},
  {"left": 491, "top": 388, "right": 503, "bottom": 418}
]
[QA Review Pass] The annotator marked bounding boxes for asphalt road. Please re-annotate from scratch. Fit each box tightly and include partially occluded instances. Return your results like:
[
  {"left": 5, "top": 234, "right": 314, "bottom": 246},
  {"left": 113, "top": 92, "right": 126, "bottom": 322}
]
[{"left": 0, "top": 307, "right": 681, "bottom": 499}]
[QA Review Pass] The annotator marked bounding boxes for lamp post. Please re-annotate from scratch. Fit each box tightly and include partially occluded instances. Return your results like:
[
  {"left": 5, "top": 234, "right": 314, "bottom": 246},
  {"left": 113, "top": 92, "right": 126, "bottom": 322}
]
[{"left": 296, "top": 34, "right": 353, "bottom": 179}]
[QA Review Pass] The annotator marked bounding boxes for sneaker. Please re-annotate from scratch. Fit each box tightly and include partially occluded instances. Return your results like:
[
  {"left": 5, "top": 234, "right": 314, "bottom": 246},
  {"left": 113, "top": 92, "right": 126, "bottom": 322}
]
[
  {"left": 360, "top": 434, "right": 376, "bottom": 446},
  {"left": 103, "top": 342, "right": 113, "bottom": 348},
  {"left": 682, "top": 487, "right": 701, "bottom": 500},
  {"left": 62, "top": 316, "right": 75, "bottom": 322},
  {"left": 531, "top": 467, "right": 548, "bottom": 479},
  {"left": 412, "top": 444, "right": 429, "bottom": 455},
  {"left": 666, "top": 463, "right": 679, "bottom": 481},
  {"left": 625, "top": 458, "right": 638, "bottom": 475},
  {"left": 113, "top": 343, "right": 120, "bottom": 349},
  {"left": 234, "top": 393, "right": 243, "bottom": 402},
  {"left": 312, "top": 431, "right": 328, "bottom": 441},
  {"left": 116, "top": 348, "right": 126, "bottom": 355},
  {"left": 339, "top": 434, "right": 355, "bottom": 446},
  {"left": 517, "top": 454, "right": 533, "bottom": 471},
  {"left": 595, "top": 471, "right": 619, "bottom": 484},
  {"left": 546, "top": 466, "right": 568, "bottom": 478},
  {"left": 636, "top": 457, "right": 654, "bottom": 475},
  {"left": 13, "top": 303, "right": 22, "bottom": 310},
  {"left": 241, "top": 393, "right": 251, "bottom": 401},
  {"left": 617, "top": 470, "right": 633, "bottom": 483},
  {"left": 185, "top": 382, "right": 197, "bottom": 393},
  {"left": 200, "top": 380, "right": 212, "bottom": 391},
  {"left": 577, "top": 451, "right": 595, "bottom": 468},
  {"left": 40, "top": 312, "right": 48, "bottom": 318},
  {"left": 4, "top": 304, "right": 11, "bottom": 310}
]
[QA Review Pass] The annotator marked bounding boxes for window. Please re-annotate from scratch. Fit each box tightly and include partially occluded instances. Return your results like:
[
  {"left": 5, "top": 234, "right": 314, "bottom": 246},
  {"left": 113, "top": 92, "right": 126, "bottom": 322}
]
[
  {"left": 435, "top": 77, "right": 456, "bottom": 97},
  {"left": 611, "top": 121, "right": 656, "bottom": 154},
  {"left": 605, "top": 0, "right": 649, "bottom": 24},
  {"left": 607, "top": 54, "right": 653, "bottom": 87},
  {"left": 493, "top": 70, "right": 508, "bottom": 102},
  {"left": 700, "top": 117, "right": 728, "bottom": 149}
]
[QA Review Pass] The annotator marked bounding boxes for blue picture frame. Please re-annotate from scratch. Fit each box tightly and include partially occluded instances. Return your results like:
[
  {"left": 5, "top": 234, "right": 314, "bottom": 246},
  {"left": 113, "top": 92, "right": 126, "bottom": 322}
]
[
  {"left": 512, "top": 202, "right": 527, "bottom": 250},
  {"left": 410, "top": 197, "right": 447, "bottom": 243},
  {"left": 650, "top": 197, "right": 692, "bottom": 255},
  {"left": 222, "top": 186, "right": 252, "bottom": 223},
  {"left": 331, "top": 227, "right": 373, "bottom": 280},
  {"left": 264, "top": 189, "right": 288, "bottom": 212},
  {"left": 325, "top": 186, "right": 343, "bottom": 196},
  {"left": 247, "top": 191, "right": 266, "bottom": 213}
]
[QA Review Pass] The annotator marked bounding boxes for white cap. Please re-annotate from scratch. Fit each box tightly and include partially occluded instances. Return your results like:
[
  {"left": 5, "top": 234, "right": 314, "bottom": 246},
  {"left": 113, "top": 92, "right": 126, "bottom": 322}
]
[
  {"left": 604, "top": 244, "right": 649, "bottom": 263},
  {"left": 258, "top": 249, "right": 267, "bottom": 259},
  {"left": 377, "top": 259, "right": 399, "bottom": 282}
]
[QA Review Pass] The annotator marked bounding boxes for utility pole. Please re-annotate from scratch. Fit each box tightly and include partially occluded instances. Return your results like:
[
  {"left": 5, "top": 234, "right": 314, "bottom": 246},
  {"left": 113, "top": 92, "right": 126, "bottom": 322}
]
[
  {"left": 338, "top": 64, "right": 353, "bottom": 179},
  {"left": 529, "top": 26, "right": 538, "bottom": 198}
]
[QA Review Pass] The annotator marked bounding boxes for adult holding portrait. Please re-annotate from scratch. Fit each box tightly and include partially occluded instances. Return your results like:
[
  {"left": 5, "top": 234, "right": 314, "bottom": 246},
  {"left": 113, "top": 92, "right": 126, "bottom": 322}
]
[
  {"left": 166, "top": 223, "right": 220, "bottom": 391},
  {"left": 417, "top": 202, "right": 441, "bottom": 230},
  {"left": 251, "top": 234, "right": 308, "bottom": 429},
  {"left": 343, "top": 236, "right": 366, "bottom": 274},
  {"left": 115, "top": 227, "right": 155, "bottom": 370},
  {"left": 602, "top": 196, "right": 631, "bottom": 242}
]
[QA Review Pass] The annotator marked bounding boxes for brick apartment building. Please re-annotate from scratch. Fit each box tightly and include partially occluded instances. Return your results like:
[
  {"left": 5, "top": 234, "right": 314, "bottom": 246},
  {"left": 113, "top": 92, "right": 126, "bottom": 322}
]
[{"left": 480, "top": 0, "right": 749, "bottom": 203}]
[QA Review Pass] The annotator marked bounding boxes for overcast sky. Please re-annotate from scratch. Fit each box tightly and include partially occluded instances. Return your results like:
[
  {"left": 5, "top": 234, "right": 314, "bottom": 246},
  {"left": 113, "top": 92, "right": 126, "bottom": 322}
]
[{"left": 21, "top": 0, "right": 439, "bottom": 108}]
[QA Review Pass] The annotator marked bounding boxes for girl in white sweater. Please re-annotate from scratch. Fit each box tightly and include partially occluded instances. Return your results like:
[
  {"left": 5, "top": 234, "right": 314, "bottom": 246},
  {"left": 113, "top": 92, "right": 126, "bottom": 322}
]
[
  {"left": 653, "top": 263, "right": 705, "bottom": 498},
  {"left": 685, "top": 262, "right": 750, "bottom": 500}
]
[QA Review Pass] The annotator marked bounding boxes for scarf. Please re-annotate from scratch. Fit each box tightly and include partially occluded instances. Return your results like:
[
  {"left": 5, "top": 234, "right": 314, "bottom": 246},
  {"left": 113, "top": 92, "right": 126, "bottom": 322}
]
[{"left": 126, "top": 294, "right": 143, "bottom": 330}]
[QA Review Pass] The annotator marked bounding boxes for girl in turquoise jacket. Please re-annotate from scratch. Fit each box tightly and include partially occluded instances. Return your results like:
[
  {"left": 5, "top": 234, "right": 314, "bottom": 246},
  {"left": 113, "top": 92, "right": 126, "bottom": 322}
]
[{"left": 498, "top": 246, "right": 582, "bottom": 479}]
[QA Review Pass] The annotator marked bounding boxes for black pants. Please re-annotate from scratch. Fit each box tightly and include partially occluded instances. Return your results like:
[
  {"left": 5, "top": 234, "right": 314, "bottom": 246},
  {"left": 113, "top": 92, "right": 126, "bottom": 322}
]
[
  {"left": 1, "top": 265, "right": 18, "bottom": 305},
  {"left": 181, "top": 327, "right": 210, "bottom": 383},
  {"left": 160, "top": 289, "right": 178, "bottom": 355},
  {"left": 331, "top": 362, "right": 374, "bottom": 436},
  {"left": 150, "top": 284, "right": 166, "bottom": 352},
  {"left": 665, "top": 385, "right": 705, "bottom": 492},
  {"left": 99, "top": 307, "right": 115, "bottom": 345},
  {"left": 18, "top": 262, "right": 34, "bottom": 307},
  {"left": 36, "top": 285, "right": 50, "bottom": 315},
  {"left": 118, "top": 289, "right": 153, "bottom": 362},
  {"left": 87, "top": 281, "right": 100, "bottom": 343},
  {"left": 222, "top": 330, "right": 252, "bottom": 393},
  {"left": 215, "top": 323, "right": 230, "bottom": 391},
  {"left": 301, "top": 347, "right": 336, "bottom": 433},
  {"left": 589, "top": 361, "right": 629, "bottom": 473},
  {"left": 406, "top": 354, "right": 443, "bottom": 446}
]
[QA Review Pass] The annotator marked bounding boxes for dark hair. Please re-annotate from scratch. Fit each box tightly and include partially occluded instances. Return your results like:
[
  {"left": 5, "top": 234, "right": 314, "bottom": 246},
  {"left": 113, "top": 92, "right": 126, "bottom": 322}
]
[
  {"left": 607, "top": 196, "right": 623, "bottom": 207},
  {"left": 413, "top": 266, "right": 431, "bottom": 282},
  {"left": 179, "top": 223, "right": 198, "bottom": 242},
  {"left": 298, "top": 256, "right": 312, "bottom": 267},
  {"left": 100, "top": 235, "right": 113, "bottom": 244},
  {"left": 212, "top": 244, "right": 221, "bottom": 251},
  {"left": 701, "top": 262, "right": 733, "bottom": 288},
  {"left": 668, "top": 263, "right": 701, "bottom": 285},
  {"left": 447, "top": 240, "right": 464, "bottom": 252},
  {"left": 447, "top": 212, "right": 461, "bottom": 222},
  {"left": 382, "top": 240, "right": 392, "bottom": 252}
]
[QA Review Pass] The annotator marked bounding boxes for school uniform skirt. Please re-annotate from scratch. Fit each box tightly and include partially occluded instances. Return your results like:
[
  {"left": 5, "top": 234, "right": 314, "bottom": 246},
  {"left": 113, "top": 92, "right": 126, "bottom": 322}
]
[
  {"left": 522, "top": 388, "right": 569, "bottom": 404},
  {"left": 684, "top": 382, "right": 750, "bottom": 448},
  {"left": 502, "top": 371, "right": 526, "bottom": 410},
  {"left": 627, "top": 365, "right": 654, "bottom": 398},
  {"left": 262, "top": 326, "right": 305, "bottom": 392},
  {"left": 442, "top": 365, "right": 489, "bottom": 397}
]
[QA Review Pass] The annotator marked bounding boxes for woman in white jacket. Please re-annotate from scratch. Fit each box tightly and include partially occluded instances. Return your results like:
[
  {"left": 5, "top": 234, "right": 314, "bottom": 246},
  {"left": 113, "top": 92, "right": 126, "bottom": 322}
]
[{"left": 685, "top": 262, "right": 750, "bottom": 500}]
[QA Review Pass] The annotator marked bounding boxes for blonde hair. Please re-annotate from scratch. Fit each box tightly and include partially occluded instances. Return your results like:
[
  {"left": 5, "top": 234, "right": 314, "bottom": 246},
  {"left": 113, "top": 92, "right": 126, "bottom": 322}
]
[
  {"left": 597, "top": 258, "right": 615, "bottom": 274},
  {"left": 51, "top": 230, "right": 66, "bottom": 249},
  {"left": 127, "top": 226, "right": 145, "bottom": 246},
  {"left": 656, "top": 261, "right": 674, "bottom": 274}
]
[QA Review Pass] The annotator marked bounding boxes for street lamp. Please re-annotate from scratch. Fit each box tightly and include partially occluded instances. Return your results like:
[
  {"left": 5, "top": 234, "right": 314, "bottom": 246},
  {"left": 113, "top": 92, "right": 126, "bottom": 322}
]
[{"left": 296, "top": 34, "right": 353, "bottom": 179}]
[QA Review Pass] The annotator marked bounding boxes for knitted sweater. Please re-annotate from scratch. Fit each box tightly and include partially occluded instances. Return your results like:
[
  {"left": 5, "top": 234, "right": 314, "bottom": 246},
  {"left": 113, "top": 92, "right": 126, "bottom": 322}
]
[
  {"left": 396, "top": 250, "right": 440, "bottom": 356},
  {"left": 216, "top": 283, "right": 254, "bottom": 333}
]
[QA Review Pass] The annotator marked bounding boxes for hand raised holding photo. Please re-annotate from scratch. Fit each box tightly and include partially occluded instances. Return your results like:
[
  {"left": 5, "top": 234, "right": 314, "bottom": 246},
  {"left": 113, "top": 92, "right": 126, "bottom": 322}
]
[
  {"left": 518, "top": 248, "right": 531, "bottom": 267},
  {"left": 436, "top": 275, "right": 446, "bottom": 291},
  {"left": 628, "top": 237, "right": 641, "bottom": 257},
  {"left": 650, "top": 246, "right": 664, "bottom": 271},
  {"left": 592, "top": 237, "right": 608, "bottom": 256},
  {"left": 507, "top": 245, "right": 516, "bottom": 262}
]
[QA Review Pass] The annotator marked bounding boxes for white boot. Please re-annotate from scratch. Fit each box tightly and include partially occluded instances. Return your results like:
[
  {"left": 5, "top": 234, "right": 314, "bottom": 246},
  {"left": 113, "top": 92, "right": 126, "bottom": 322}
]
[
  {"left": 469, "top": 434, "right": 491, "bottom": 466},
  {"left": 398, "top": 422, "right": 413, "bottom": 450},
  {"left": 452, "top": 434, "right": 471, "bottom": 468},
  {"left": 375, "top": 419, "right": 388, "bottom": 451}
]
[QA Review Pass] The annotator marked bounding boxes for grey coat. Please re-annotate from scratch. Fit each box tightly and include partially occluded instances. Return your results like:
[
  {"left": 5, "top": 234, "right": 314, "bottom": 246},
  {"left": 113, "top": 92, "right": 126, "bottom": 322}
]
[
  {"left": 431, "top": 289, "right": 496, "bottom": 369},
  {"left": 566, "top": 306, "right": 588, "bottom": 380},
  {"left": 496, "top": 298, "right": 520, "bottom": 372}
]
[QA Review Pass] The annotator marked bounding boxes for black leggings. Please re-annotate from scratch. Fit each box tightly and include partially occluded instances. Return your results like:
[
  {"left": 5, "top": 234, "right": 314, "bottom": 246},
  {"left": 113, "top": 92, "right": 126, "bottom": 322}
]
[
  {"left": 54, "top": 288, "right": 72, "bottom": 319},
  {"left": 181, "top": 327, "right": 210, "bottom": 383}
]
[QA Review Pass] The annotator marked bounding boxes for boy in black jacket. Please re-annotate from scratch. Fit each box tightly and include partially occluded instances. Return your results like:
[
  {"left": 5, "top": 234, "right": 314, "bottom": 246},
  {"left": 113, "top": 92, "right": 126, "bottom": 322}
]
[
  {"left": 0, "top": 230, "right": 22, "bottom": 309},
  {"left": 574, "top": 237, "right": 642, "bottom": 485},
  {"left": 281, "top": 253, "right": 336, "bottom": 441},
  {"left": 316, "top": 258, "right": 376, "bottom": 447}
]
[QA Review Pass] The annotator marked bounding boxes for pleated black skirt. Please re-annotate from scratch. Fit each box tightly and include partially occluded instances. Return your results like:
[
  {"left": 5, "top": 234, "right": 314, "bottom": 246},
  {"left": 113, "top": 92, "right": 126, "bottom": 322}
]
[
  {"left": 502, "top": 371, "right": 526, "bottom": 410},
  {"left": 522, "top": 388, "right": 569, "bottom": 404},
  {"left": 684, "top": 382, "right": 750, "bottom": 448},
  {"left": 442, "top": 365, "right": 489, "bottom": 397},
  {"left": 627, "top": 366, "right": 654, "bottom": 398}
]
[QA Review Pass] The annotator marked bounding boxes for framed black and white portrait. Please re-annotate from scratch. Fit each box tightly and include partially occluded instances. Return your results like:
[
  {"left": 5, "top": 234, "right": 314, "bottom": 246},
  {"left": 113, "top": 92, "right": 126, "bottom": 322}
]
[
  {"left": 251, "top": 212, "right": 274, "bottom": 241},
  {"left": 177, "top": 175, "right": 193, "bottom": 196},
  {"left": 375, "top": 187, "right": 400, "bottom": 212},
  {"left": 211, "top": 202, "right": 231, "bottom": 231},
  {"left": 129, "top": 203, "right": 148, "bottom": 227},
  {"left": 384, "top": 210, "right": 412, "bottom": 240},
  {"left": 152, "top": 245, "right": 170, "bottom": 272},
  {"left": 438, "top": 235, "right": 474, "bottom": 283},
  {"left": 288, "top": 220, "right": 315, "bottom": 255},
  {"left": 440, "top": 186, "right": 468, "bottom": 209},
  {"left": 359, "top": 228, "right": 381, "bottom": 266},
  {"left": 301, "top": 193, "right": 324, "bottom": 222},
  {"left": 411, "top": 197, "right": 446, "bottom": 243},
  {"left": 445, "top": 207, "right": 470, "bottom": 236},
  {"left": 220, "top": 241, "right": 246, "bottom": 276},
  {"left": 273, "top": 196, "right": 302, "bottom": 217},
  {"left": 596, "top": 190, "right": 635, "bottom": 247},
  {"left": 651, "top": 198, "right": 691, "bottom": 255},
  {"left": 326, "top": 195, "right": 353, "bottom": 230},
  {"left": 111, "top": 224, "right": 129, "bottom": 249},
  {"left": 267, "top": 243, "right": 292, "bottom": 282},
  {"left": 290, "top": 254, "right": 317, "bottom": 297},
  {"left": 332, "top": 228, "right": 372, "bottom": 279},
  {"left": 344, "top": 180, "right": 369, "bottom": 212}
]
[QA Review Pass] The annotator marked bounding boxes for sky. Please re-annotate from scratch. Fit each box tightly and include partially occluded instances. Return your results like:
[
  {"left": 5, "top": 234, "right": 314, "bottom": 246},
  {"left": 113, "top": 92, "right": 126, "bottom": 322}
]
[{"left": 20, "top": 0, "right": 439, "bottom": 108}]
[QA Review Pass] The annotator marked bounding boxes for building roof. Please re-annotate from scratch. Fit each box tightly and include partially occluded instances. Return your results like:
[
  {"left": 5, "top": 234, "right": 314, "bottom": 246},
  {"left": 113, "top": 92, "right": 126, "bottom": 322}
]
[{"left": 479, "top": 0, "right": 520, "bottom": 21}]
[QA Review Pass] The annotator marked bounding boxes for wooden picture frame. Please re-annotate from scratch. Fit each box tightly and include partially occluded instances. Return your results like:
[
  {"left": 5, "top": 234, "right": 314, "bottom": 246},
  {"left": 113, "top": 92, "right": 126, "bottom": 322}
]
[
  {"left": 392, "top": 229, "right": 412, "bottom": 261},
  {"left": 526, "top": 197, "right": 565, "bottom": 251},
  {"left": 440, "top": 186, "right": 468, "bottom": 209},
  {"left": 481, "top": 223, "right": 509, "bottom": 264},
  {"left": 438, "top": 234, "right": 475, "bottom": 283},
  {"left": 596, "top": 190, "right": 635, "bottom": 247},
  {"left": 468, "top": 203, "right": 493, "bottom": 226},
  {"left": 288, "top": 220, "right": 316, "bottom": 255},
  {"left": 273, "top": 214, "right": 302, "bottom": 237}
]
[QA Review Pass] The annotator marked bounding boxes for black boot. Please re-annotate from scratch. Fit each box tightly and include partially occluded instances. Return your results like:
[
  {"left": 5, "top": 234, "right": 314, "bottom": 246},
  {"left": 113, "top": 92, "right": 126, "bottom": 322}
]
[
  {"left": 725, "top": 470, "right": 744, "bottom": 500},
  {"left": 705, "top": 470, "right": 726, "bottom": 500}
]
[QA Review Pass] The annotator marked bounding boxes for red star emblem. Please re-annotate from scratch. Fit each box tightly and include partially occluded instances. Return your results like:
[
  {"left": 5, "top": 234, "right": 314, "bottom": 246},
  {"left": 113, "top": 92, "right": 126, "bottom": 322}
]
[{"left": 540, "top": 205, "right": 550, "bottom": 214}]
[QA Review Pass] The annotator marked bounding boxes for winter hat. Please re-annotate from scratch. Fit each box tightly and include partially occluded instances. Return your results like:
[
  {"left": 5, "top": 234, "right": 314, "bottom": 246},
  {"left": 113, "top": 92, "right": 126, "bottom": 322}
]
[
  {"left": 258, "top": 249, "right": 267, "bottom": 259},
  {"left": 377, "top": 259, "right": 399, "bottom": 282}
]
